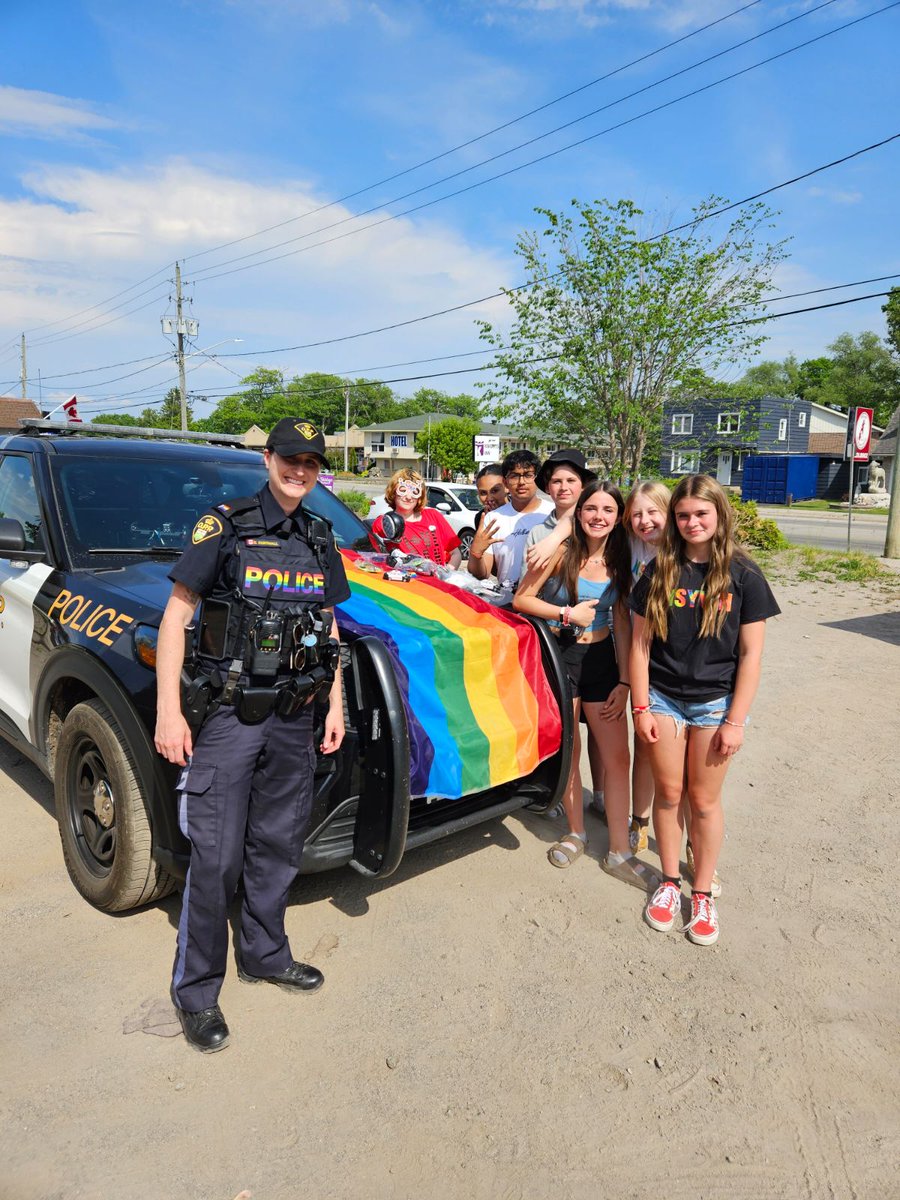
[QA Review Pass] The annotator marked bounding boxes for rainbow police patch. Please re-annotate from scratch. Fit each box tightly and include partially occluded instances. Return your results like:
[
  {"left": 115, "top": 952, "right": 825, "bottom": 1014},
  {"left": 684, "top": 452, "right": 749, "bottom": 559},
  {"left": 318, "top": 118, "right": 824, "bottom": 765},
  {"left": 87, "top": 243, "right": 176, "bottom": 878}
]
[
  {"left": 192, "top": 514, "right": 223, "bottom": 544},
  {"left": 242, "top": 564, "right": 325, "bottom": 599}
]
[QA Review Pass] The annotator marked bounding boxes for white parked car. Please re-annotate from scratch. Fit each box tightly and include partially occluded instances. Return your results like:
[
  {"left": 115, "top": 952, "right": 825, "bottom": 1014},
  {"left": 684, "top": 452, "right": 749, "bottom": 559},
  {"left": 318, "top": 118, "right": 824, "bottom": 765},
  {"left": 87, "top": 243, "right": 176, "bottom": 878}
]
[{"left": 368, "top": 481, "right": 482, "bottom": 558}]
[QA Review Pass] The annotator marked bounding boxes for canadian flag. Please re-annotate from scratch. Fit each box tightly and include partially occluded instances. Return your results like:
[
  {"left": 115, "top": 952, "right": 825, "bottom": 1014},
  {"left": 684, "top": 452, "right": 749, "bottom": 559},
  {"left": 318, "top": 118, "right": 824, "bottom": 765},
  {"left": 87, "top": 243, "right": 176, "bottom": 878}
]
[{"left": 62, "top": 395, "right": 82, "bottom": 423}]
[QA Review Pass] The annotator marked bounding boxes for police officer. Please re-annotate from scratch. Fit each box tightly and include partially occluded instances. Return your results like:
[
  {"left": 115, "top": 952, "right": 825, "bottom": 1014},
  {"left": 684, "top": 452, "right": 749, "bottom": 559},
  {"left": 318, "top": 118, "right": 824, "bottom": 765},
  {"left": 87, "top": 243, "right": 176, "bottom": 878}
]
[{"left": 154, "top": 418, "right": 350, "bottom": 1053}]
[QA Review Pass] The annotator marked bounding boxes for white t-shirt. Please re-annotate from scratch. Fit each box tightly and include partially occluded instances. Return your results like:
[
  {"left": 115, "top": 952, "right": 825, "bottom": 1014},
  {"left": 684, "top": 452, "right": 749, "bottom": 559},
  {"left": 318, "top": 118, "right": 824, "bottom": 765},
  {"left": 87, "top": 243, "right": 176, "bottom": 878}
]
[{"left": 490, "top": 499, "right": 555, "bottom": 587}]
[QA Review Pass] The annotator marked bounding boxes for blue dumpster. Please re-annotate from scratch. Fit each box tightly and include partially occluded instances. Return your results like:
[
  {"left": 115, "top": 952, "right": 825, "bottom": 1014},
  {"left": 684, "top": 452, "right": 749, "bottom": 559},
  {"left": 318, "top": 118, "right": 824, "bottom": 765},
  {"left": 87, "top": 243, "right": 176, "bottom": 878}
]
[{"left": 741, "top": 455, "right": 818, "bottom": 504}]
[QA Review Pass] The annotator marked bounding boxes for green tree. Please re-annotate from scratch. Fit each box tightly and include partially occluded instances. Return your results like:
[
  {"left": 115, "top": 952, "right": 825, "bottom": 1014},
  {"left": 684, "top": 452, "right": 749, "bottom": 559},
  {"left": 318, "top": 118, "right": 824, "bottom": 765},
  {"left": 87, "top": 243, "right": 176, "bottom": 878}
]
[
  {"left": 92, "top": 412, "right": 142, "bottom": 427},
  {"left": 883, "top": 287, "right": 900, "bottom": 358},
  {"left": 804, "top": 332, "right": 900, "bottom": 426},
  {"left": 732, "top": 355, "right": 800, "bottom": 398},
  {"left": 477, "top": 196, "right": 787, "bottom": 478},
  {"left": 403, "top": 387, "right": 482, "bottom": 420},
  {"left": 415, "top": 417, "right": 479, "bottom": 476},
  {"left": 796, "top": 356, "right": 833, "bottom": 399}
]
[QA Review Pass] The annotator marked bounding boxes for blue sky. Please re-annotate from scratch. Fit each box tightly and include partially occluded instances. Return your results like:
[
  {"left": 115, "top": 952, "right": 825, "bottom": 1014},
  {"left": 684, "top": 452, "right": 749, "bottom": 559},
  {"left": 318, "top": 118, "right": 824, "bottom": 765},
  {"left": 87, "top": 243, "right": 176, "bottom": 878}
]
[{"left": 0, "top": 0, "right": 897, "bottom": 421}]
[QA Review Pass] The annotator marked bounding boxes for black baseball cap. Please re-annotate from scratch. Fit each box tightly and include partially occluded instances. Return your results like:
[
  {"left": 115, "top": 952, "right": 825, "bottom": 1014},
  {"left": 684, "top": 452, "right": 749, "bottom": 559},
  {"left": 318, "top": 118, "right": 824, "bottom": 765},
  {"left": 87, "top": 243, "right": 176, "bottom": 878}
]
[
  {"left": 536, "top": 448, "right": 597, "bottom": 492},
  {"left": 265, "top": 418, "right": 330, "bottom": 467}
]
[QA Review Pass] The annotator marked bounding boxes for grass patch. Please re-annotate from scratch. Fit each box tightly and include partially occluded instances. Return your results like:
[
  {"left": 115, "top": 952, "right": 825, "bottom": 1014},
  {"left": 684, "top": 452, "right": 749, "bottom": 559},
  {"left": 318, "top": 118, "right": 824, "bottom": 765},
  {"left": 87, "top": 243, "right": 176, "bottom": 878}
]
[
  {"left": 336, "top": 488, "right": 371, "bottom": 518},
  {"left": 758, "top": 544, "right": 900, "bottom": 587}
]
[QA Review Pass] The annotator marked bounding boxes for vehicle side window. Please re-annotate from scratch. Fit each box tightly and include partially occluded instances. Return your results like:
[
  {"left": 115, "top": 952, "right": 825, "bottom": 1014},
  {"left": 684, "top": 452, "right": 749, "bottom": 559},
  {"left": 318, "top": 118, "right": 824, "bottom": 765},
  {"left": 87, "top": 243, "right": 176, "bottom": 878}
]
[
  {"left": 0, "top": 455, "right": 44, "bottom": 551},
  {"left": 427, "top": 487, "right": 455, "bottom": 510}
]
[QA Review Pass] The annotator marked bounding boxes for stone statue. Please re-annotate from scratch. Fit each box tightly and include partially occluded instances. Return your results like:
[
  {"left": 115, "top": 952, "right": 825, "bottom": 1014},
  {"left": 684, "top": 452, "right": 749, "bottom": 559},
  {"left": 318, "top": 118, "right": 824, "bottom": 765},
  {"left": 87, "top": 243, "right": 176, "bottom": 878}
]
[{"left": 867, "top": 460, "right": 887, "bottom": 494}]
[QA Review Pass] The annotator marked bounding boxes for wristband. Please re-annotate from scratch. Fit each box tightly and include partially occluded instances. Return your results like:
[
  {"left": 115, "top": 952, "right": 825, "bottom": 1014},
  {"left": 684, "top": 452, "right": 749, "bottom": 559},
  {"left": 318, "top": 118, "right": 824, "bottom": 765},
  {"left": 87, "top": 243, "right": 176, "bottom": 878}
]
[
  {"left": 617, "top": 680, "right": 630, "bottom": 689},
  {"left": 562, "top": 606, "right": 571, "bottom": 627},
  {"left": 632, "top": 705, "right": 651, "bottom": 715},
  {"left": 469, "top": 551, "right": 483, "bottom": 561},
  {"left": 722, "top": 718, "right": 746, "bottom": 728}
]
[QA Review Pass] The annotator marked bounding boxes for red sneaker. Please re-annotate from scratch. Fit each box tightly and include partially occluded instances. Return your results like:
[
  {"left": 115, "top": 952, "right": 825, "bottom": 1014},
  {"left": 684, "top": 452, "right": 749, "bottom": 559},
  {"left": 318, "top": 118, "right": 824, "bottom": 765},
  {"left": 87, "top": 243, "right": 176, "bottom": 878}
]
[
  {"left": 685, "top": 893, "right": 719, "bottom": 946},
  {"left": 645, "top": 881, "right": 681, "bottom": 932}
]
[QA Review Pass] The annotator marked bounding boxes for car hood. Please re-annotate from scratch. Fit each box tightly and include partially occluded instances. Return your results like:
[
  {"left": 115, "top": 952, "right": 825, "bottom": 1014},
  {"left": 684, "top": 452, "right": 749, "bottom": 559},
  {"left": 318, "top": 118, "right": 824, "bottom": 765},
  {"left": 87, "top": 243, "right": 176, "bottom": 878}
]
[{"left": 85, "top": 559, "right": 176, "bottom": 618}]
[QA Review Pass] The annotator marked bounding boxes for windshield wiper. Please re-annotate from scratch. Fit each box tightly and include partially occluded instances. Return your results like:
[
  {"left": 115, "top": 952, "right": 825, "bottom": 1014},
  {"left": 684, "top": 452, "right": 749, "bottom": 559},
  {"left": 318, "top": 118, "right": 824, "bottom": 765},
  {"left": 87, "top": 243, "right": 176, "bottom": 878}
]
[{"left": 87, "top": 547, "right": 182, "bottom": 557}]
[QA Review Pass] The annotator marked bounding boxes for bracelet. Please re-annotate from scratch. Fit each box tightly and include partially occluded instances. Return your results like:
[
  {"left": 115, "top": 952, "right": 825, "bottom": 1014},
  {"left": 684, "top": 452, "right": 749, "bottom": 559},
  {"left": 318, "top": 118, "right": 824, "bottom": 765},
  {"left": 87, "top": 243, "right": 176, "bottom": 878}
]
[
  {"left": 632, "top": 705, "right": 651, "bottom": 714},
  {"left": 469, "top": 550, "right": 483, "bottom": 561},
  {"left": 562, "top": 606, "right": 571, "bottom": 627},
  {"left": 722, "top": 718, "right": 746, "bottom": 728},
  {"left": 618, "top": 680, "right": 630, "bottom": 689}
]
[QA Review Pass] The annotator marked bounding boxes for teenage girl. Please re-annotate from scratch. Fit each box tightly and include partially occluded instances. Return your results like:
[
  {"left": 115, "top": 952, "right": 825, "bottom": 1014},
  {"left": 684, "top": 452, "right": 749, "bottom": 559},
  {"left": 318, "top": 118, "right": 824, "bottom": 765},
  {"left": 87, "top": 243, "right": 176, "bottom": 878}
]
[
  {"left": 372, "top": 468, "right": 462, "bottom": 568},
  {"left": 514, "top": 482, "right": 657, "bottom": 890},
  {"left": 628, "top": 474, "right": 780, "bottom": 945},
  {"left": 622, "top": 481, "right": 670, "bottom": 854}
]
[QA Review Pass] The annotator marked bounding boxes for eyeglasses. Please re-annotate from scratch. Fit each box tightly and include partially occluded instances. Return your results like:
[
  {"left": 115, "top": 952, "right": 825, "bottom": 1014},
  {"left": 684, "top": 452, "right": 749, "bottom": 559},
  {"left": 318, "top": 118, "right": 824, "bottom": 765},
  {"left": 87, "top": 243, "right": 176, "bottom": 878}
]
[
  {"left": 506, "top": 471, "right": 536, "bottom": 482},
  {"left": 395, "top": 481, "right": 423, "bottom": 498}
]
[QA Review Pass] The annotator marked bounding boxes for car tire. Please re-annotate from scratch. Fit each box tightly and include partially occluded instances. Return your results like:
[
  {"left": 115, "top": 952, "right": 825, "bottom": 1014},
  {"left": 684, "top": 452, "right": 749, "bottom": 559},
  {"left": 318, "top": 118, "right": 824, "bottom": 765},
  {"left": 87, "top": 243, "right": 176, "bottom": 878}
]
[
  {"left": 54, "top": 699, "right": 175, "bottom": 912},
  {"left": 458, "top": 529, "right": 475, "bottom": 559}
]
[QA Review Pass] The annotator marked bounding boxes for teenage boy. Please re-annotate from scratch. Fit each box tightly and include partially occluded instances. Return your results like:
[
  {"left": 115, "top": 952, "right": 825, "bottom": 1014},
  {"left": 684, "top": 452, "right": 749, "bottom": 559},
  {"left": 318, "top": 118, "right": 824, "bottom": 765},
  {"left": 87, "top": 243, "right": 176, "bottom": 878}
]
[{"left": 467, "top": 450, "right": 552, "bottom": 589}]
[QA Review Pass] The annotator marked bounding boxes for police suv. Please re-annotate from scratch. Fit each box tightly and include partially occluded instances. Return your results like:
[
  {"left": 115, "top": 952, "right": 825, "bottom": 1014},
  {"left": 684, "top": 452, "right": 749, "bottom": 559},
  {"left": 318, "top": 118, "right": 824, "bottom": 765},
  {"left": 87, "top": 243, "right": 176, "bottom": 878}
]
[{"left": 0, "top": 422, "right": 570, "bottom": 911}]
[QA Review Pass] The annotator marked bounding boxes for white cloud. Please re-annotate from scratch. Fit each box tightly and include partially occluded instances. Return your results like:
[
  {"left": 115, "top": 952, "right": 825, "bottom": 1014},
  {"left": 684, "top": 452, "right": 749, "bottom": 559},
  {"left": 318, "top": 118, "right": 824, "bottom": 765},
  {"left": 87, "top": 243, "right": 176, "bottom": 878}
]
[
  {"left": 807, "top": 185, "right": 864, "bottom": 205},
  {"left": 0, "top": 160, "right": 515, "bottom": 408},
  {"left": 0, "top": 87, "right": 122, "bottom": 140}
]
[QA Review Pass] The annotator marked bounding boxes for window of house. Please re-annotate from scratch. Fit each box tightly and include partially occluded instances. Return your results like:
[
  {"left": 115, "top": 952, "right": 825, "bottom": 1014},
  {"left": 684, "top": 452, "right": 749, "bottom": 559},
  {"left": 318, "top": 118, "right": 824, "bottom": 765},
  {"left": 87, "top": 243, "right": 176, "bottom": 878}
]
[
  {"left": 798, "top": 411, "right": 807, "bottom": 428},
  {"left": 370, "top": 433, "right": 385, "bottom": 453},
  {"left": 717, "top": 412, "right": 740, "bottom": 434},
  {"left": 671, "top": 413, "right": 693, "bottom": 435},
  {"left": 777, "top": 418, "right": 787, "bottom": 441},
  {"left": 670, "top": 451, "right": 700, "bottom": 475}
]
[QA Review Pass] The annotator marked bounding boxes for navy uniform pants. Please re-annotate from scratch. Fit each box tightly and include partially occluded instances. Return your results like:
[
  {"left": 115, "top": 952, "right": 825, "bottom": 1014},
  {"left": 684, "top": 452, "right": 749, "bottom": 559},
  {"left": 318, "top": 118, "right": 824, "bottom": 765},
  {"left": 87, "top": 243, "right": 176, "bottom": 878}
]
[{"left": 171, "top": 701, "right": 316, "bottom": 1012}]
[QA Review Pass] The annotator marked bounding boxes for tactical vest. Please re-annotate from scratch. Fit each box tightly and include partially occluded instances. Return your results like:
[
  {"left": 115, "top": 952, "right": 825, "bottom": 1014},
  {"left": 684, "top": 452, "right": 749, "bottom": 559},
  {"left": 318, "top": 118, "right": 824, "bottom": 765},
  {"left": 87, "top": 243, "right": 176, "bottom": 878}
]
[{"left": 186, "top": 495, "right": 339, "bottom": 726}]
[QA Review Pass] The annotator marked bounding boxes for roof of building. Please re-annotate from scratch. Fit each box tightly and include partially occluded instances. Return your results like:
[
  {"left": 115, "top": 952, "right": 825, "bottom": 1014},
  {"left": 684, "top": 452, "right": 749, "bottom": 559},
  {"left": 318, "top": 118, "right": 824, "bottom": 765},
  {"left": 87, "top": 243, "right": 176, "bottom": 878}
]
[
  {"left": 359, "top": 412, "right": 520, "bottom": 435},
  {"left": 872, "top": 403, "right": 899, "bottom": 460},
  {"left": 808, "top": 432, "right": 846, "bottom": 456},
  {"left": 0, "top": 397, "right": 42, "bottom": 428}
]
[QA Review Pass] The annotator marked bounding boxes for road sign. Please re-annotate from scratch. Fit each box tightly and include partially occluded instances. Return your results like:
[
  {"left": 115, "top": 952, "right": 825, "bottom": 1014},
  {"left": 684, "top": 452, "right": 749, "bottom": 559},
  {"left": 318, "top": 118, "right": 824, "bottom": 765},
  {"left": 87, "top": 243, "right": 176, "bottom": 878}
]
[
  {"left": 473, "top": 435, "right": 500, "bottom": 462},
  {"left": 319, "top": 471, "right": 335, "bottom": 492},
  {"left": 845, "top": 407, "right": 874, "bottom": 463}
]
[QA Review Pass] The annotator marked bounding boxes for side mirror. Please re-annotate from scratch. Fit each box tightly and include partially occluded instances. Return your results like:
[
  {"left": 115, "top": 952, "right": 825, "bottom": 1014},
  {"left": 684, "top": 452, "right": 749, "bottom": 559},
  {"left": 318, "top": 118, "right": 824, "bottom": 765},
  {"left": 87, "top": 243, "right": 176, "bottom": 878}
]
[
  {"left": 435, "top": 502, "right": 452, "bottom": 513},
  {"left": 0, "top": 518, "right": 26, "bottom": 553},
  {"left": 380, "top": 511, "right": 406, "bottom": 542}
]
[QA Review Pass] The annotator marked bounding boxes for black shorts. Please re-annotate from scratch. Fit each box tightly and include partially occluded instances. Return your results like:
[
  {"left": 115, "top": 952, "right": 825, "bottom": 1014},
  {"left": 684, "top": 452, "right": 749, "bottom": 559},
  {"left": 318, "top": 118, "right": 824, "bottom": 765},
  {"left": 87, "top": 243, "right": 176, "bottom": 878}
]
[{"left": 559, "top": 635, "right": 618, "bottom": 703}]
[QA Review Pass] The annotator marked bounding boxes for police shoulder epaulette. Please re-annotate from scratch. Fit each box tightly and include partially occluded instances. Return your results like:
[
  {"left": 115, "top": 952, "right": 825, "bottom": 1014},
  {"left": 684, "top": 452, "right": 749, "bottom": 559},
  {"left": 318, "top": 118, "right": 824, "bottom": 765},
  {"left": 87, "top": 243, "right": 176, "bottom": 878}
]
[{"left": 215, "top": 496, "right": 258, "bottom": 517}]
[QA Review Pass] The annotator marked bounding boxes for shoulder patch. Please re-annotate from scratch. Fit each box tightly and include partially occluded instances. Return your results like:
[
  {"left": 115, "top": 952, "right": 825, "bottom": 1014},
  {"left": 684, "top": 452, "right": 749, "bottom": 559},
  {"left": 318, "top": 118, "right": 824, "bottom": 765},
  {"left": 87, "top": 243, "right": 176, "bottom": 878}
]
[{"left": 192, "top": 514, "right": 223, "bottom": 544}]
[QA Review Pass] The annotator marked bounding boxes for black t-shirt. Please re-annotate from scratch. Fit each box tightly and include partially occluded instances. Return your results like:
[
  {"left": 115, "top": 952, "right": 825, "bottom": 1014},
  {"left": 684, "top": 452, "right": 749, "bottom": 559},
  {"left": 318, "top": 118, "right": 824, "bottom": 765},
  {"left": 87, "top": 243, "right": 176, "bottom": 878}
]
[
  {"left": 169, "top": 484, "right": 350, "bottom": 609},
  {"left": 628, "top": 555, "right": 780, "bottom": 702}
]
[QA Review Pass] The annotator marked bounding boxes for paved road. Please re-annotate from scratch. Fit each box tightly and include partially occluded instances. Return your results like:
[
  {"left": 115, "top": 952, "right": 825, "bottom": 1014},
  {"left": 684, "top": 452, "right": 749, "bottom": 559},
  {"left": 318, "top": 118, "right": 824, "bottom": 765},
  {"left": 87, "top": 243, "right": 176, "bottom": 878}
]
[{"left": 758, "top": 506, "right": 888, "bottom": 554}]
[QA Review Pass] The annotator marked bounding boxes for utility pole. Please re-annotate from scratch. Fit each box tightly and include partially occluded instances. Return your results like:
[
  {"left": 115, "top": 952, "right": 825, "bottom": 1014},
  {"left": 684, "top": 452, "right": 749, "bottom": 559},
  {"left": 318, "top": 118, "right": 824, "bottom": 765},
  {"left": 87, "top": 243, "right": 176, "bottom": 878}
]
[
  {"left": 343, "top": 381, "right": 350, "bottom": 472},
  {"left": 175, "top": 262, "right": 188, "bottom": 431},
  {"left": 20, "top": 334, "right": 27, "bottom": 400},
  {"left": 885, "top": 472, "right": 900, "bottom": 558}
]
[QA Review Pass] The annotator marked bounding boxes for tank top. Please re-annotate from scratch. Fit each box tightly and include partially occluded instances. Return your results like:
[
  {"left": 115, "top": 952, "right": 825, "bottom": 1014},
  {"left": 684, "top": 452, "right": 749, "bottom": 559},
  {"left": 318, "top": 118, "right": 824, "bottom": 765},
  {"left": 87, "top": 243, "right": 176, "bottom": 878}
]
[{"left": 541, "top": 573, "right": 618, "bottom": 632}]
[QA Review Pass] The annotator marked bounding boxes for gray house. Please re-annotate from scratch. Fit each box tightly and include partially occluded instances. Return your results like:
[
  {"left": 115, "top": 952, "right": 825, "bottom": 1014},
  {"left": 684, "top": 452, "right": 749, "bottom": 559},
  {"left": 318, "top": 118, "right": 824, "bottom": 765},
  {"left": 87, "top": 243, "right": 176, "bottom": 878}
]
[{"left": 661, "top": 395, "right": 811, "bottom": 487}]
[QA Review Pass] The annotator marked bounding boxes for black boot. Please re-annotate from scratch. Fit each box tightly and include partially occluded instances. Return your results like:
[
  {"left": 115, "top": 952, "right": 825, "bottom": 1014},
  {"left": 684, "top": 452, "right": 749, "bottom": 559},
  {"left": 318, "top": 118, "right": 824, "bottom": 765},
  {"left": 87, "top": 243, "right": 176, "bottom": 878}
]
[
  {"left": 176, "top": 1004, "right": 230, "bottom": 1052},
  {"left": 237, "top": 960, "right": 324, "bottom": 993}
]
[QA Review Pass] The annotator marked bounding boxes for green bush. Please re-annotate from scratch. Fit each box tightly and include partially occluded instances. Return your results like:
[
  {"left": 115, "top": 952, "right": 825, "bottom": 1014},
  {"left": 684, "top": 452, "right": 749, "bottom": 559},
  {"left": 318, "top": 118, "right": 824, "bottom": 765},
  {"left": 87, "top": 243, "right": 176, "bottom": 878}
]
[
  {"left": 336, "top": 488, "right": 371, "bottom": 518},
  {"left": 728, "top": 494, "right": 787, "bottom": 551}
]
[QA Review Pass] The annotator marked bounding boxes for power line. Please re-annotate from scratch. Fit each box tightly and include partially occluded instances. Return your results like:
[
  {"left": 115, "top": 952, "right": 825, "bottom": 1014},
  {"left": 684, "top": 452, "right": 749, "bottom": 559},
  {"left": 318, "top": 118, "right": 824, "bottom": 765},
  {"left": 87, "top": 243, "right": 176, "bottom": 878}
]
[
  {"left": 27, "top": 285, "right": 172, "bottom": 351},
  {"left": 74, "top": 288, "right": 894, "bottom": 411},
  {"left": 184, "top": 0, "right": 765, "bottom": 267},
  {"left": 205, "top": 135, "right": 900, "bottom": 360},
  {"left": 190, "top": 1, "right": 893, "bottom": 286},
  {"left": 8, "top": 3, "right": 762, "bottom": 352}
]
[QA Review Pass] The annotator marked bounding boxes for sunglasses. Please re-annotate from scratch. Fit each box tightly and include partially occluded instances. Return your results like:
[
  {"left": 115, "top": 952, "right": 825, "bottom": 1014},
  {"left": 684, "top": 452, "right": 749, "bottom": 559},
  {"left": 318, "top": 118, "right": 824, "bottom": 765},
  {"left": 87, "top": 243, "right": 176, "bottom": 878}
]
[{"left": 395, "top": 481, "right": 423, "bottom": 498}]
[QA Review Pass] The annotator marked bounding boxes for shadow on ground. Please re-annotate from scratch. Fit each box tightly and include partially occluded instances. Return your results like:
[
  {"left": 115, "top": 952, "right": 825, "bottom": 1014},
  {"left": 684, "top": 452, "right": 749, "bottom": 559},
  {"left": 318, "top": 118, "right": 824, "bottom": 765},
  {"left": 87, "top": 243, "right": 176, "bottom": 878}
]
[{"left": 821, "top": 611, "right": 900, "bottom": 646}]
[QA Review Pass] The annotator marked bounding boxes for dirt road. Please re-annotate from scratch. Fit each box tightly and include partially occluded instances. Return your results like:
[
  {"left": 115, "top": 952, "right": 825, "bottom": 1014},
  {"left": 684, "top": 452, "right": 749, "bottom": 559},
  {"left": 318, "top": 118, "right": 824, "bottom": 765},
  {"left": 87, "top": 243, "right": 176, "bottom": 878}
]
[{"left": 1, "top": 571, "right": 898, "bottom": 1200}]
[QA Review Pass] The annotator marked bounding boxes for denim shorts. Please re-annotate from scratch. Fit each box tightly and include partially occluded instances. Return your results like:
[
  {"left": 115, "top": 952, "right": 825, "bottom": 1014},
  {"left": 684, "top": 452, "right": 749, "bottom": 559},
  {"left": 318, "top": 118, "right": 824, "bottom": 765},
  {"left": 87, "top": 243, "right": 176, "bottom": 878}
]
[{"left": 648, "top": 686, "right": 732, "bottom": 734}]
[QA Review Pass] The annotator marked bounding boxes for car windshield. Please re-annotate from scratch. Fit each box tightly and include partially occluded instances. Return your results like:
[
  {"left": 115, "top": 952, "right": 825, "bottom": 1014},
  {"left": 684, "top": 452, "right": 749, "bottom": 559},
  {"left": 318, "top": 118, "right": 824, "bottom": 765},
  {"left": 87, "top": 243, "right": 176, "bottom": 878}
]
[{"left": 51, "top": 454, "right": 372, "bottom": 565}]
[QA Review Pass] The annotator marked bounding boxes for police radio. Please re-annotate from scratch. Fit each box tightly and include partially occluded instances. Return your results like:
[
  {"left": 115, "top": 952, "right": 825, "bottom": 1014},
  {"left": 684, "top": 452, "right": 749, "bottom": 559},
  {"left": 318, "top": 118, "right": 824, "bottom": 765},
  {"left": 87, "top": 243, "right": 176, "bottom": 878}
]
[{"left": 248, "top": 613, "right": 284, "bottom": 677}]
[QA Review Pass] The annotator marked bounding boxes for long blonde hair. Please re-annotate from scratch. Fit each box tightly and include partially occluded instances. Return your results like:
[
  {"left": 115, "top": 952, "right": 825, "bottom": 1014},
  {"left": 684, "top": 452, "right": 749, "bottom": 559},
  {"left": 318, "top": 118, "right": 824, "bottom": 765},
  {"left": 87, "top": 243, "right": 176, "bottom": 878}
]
[{"left": 643, "top": 474, "right": 744, "bottom": 639}]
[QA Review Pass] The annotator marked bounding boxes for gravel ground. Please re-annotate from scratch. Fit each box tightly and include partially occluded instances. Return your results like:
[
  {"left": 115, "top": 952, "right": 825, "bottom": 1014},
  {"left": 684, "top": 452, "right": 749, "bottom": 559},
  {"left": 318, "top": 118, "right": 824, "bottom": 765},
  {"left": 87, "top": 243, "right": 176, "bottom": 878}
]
[{"left": 1, "top": 572, "right": 898, "bottom": 1200}]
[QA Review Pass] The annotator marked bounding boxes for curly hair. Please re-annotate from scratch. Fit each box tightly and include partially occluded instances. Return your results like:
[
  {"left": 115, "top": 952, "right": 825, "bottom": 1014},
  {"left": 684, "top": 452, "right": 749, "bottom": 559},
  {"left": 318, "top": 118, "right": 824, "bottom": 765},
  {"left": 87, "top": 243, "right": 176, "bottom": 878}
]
[{"left": 384, "top": 468, "right": 427, "bottom": 515}]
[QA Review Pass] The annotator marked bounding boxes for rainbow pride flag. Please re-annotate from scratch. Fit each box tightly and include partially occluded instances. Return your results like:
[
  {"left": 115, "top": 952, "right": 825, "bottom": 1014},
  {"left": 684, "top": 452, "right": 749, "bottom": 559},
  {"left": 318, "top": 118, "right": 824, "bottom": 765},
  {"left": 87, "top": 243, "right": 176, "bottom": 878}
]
[{"left": 336, "top": 554, "right": 562, "bottom": 799}]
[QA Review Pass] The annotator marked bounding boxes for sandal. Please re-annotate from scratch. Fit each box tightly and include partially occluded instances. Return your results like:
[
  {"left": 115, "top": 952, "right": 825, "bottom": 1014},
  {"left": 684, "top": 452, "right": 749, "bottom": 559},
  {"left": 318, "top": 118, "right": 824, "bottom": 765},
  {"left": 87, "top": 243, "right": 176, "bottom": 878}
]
[
  {"left": 548, "top": 832, "right": 587, "bottom": 868},
  {"left": 601, "top": 854, "right": 659, "bottom": 892}
]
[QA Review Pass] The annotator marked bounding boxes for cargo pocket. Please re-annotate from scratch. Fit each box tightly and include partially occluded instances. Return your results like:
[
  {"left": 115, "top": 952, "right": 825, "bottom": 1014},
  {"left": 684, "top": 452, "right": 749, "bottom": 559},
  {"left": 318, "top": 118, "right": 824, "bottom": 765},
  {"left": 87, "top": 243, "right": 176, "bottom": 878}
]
[{"left": 176, "top": 763, "right": 218, "bottom": 838}]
